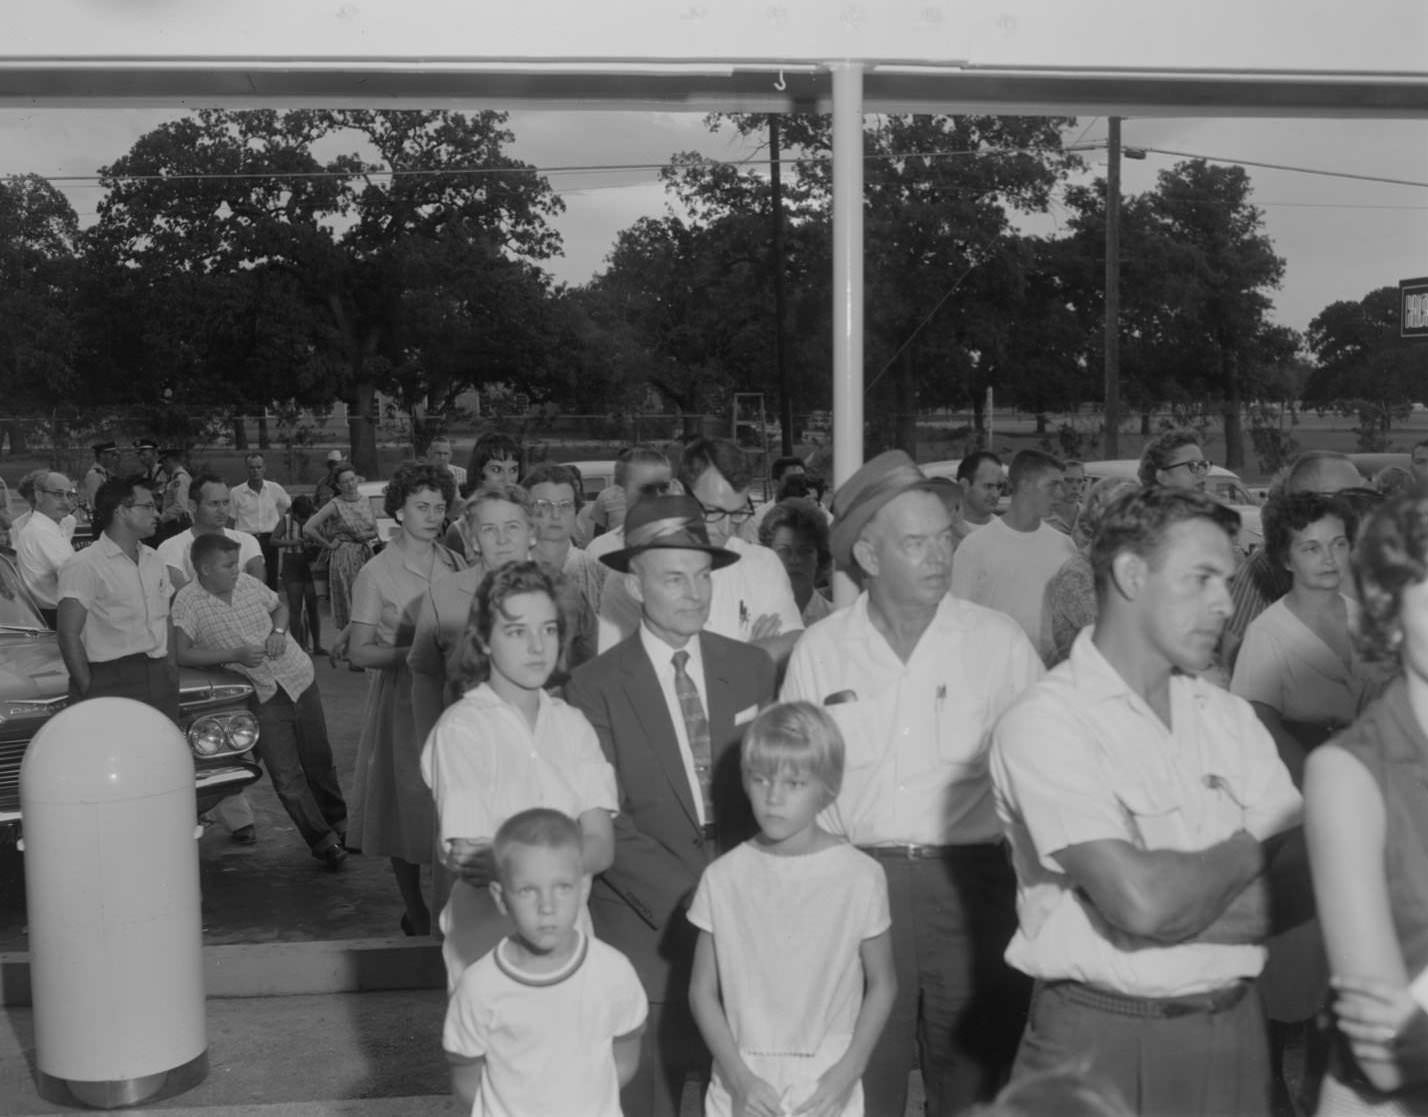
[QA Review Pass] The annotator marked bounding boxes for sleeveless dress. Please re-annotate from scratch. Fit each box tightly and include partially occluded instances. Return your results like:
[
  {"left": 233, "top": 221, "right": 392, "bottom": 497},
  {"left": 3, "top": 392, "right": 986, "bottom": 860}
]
[
  {"left": 1317, "top": 679, "right": 1428, "bottom": 1115},
  {"left": 325, "top": 496, "right": 378, "bottom": 630}
]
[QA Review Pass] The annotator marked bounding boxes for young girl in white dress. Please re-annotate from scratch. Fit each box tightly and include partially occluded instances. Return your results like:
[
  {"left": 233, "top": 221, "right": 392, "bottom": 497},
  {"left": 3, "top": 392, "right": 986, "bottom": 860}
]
[
  {"left": 688, "top": 702, "right": 896, "bottom": 1117},
  {"left": 419, "top": 561, "right": 617, "bottom": 991}
]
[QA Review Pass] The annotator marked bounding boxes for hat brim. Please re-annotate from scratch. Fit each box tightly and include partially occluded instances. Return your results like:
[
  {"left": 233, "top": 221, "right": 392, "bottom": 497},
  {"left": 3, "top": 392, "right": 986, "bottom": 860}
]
[
  {"left": 830, "top": 475, "right": 960, "bottom": 569},
  {"left": 600, "top": 538, "right": 741, "bottom": 574}
]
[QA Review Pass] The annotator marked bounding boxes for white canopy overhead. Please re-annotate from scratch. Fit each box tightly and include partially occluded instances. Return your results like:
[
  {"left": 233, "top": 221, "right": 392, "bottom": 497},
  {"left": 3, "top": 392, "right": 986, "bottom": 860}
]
[{"left": 2, "top": 0, "right": 1425, "bottom": 115}]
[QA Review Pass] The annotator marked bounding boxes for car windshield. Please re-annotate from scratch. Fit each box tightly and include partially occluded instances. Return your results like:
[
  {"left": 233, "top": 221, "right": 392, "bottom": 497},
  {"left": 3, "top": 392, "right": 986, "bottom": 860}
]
[{"left": 0, "top": 555, "right": 49, "bottom": 632}]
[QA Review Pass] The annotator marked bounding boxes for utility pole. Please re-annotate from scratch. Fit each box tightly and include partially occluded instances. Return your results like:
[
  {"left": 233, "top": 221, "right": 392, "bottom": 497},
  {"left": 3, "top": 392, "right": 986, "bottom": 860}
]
[
  {"left": 769, "top": 115, "right": 793, "bottom": 456},
  {"left": 1104, "top": 116, "right": 1122, "bottom": 458}
]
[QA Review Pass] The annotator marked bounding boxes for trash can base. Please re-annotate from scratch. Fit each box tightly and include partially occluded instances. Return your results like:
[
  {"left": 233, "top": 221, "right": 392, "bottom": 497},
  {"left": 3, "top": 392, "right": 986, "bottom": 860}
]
[{"left": 36, "top": 1048, "right": 208, "bottom": 1110}]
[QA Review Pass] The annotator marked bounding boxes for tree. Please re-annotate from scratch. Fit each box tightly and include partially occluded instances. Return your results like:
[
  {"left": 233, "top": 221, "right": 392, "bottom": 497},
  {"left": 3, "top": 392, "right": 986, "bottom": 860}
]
[
  {"left": 88, "top": 110, "right": 563, "bottom": 473},
  {"left": 1304, "top": 286, "right": 1428, "bottom": 448},
  {"left": 0, "top": 173, "right": 82, "bottom": 454}
]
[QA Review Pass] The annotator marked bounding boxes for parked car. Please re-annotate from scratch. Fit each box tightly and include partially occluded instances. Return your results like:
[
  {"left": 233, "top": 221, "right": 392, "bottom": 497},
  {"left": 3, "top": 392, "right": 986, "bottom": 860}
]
[
  {"left": 0, "top": 553, "right": 261, "bottom": 843},
  {"left": 562, "top": 460, "right": 617, "bottom": 502},
  {"left": 1348, "top": 452, "right": 1411, "bottom": 483},
  {"left": 1081, "top": 459, "right": 1263, "bottom": 550}
]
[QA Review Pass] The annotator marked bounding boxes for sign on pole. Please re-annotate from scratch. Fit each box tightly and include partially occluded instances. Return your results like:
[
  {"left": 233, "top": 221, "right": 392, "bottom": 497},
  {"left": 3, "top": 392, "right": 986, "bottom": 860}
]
[{"left": 1401, "top": 277, "right": 1428, "bottom": 339}]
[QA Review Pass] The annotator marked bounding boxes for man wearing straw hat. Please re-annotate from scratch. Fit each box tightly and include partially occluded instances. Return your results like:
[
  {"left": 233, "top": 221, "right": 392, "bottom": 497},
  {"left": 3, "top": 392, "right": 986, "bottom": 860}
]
[
  {"left": 566, "top": 492, "right": 776, "bottom": 1117},
  {"left": 781, "top": 449, "right": 1044, "bottom": 1117}
]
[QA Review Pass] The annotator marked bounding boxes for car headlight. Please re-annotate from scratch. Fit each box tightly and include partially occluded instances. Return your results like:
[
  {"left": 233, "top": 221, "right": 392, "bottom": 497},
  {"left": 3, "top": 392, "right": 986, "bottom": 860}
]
[{"left": 187, "top": 712, "right": 259, "bottom": 758}]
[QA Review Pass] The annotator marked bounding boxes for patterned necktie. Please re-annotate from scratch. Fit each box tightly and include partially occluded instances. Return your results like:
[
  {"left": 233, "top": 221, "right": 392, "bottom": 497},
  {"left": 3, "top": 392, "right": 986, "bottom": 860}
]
[{"left": 671, "top": 649, "right": 715, "bottom": 822}]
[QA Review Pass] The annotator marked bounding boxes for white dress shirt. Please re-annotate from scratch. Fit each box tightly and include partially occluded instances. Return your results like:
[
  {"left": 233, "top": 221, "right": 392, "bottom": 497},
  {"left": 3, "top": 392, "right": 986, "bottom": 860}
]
[
  {"left": 991, "top": 628, "right": 1303, "bottom": 997},
  {"left": 781, "top": 592, "right": 1043, "bottom": 847},
  {"left": 15, "top": 511, "right": 75, "bottom": 609},
  {"left": 231, "top": 480, "right": 291, "bottom": 534},
  {"left": 639, "top": 622, "right": 711, "bottom": 825}
]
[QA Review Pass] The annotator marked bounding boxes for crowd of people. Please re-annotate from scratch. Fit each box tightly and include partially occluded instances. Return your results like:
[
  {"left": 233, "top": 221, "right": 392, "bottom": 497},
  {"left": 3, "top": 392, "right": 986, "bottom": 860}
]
[{"left": 7, "top": 426, "right": 1428, "bottom": 1117}]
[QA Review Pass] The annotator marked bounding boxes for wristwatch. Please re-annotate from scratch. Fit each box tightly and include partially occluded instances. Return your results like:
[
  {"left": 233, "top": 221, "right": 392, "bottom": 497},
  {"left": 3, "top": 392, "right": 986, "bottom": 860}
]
[{"left": 271, "top": 627, "right": 287, "bottom": 637}]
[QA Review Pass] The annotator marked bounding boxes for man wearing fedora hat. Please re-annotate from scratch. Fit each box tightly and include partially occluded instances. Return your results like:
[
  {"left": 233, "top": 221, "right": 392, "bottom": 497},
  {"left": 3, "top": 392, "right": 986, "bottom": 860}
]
[
  {"left": 566, "top": 492, "right": 776, "bottom": 1117},
  {"left": 781, "top": 449, "right": 1044, "bottom": 1117}
]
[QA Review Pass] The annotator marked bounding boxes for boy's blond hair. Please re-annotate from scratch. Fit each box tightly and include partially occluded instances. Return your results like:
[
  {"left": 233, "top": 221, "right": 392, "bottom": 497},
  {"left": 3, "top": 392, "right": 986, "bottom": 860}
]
[{"left": 493, "top": 807, "right": 583, "bottom": 885}]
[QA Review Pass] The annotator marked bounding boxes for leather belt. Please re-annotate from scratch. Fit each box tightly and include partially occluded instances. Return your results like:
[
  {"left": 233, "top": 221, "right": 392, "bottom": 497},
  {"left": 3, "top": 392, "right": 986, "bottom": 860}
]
[
  {"left": 857, "top": 843, "right": 959, "bottom": 861},
  {"left": 1049, "top": 979, "right": 1252, "bottom": 1020}
]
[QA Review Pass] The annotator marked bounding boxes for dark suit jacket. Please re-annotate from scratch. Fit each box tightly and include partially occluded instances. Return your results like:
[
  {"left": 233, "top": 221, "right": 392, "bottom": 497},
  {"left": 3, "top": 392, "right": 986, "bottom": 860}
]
[{"left": 565, "top": 628, "right": 775, "bottom": 996}]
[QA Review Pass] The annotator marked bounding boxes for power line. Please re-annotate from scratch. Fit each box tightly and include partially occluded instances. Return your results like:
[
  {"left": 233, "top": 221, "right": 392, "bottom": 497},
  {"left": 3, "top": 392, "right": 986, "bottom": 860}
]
[{"left": 1137, "top": 146, "right": 1428, "bottom": 190}]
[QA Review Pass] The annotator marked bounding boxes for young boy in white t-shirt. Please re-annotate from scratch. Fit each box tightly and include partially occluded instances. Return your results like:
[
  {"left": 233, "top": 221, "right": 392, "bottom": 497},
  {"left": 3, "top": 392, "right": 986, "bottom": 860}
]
[{"left": 444, "top": 808, "right": 647, "bottom": 1117}]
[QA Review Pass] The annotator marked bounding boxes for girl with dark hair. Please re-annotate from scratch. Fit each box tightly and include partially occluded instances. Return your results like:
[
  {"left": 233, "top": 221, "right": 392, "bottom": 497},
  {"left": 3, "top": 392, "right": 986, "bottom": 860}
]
[
  {"left": 344, "top": 463, "right": 463, "bottom": 937},
  {"left": 419, "top": 561, "right": 616, "bottom": 990}
]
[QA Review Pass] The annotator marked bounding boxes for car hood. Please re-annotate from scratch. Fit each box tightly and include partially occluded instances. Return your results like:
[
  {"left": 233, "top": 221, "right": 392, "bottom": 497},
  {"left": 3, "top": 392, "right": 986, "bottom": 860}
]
[{"left": 0, "top": 632, "right": 253, "bottom": 702}]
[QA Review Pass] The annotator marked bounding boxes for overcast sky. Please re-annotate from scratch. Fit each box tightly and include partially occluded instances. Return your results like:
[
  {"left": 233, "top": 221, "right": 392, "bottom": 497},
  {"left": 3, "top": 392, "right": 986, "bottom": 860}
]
[{"left": 1, "top": 107, "right": 1424, "bottom": 334}]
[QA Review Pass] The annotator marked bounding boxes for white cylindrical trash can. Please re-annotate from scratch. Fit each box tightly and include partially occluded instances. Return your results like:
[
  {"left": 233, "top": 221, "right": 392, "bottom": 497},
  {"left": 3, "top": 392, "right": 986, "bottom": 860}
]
[{"left": 21, "top": 697, "right": 207, "bottom": 1108}]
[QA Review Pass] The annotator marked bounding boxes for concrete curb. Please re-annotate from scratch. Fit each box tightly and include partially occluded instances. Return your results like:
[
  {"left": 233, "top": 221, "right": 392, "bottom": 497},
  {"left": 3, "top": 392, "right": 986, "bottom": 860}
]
[{"left": 0, "top": 939, "right": 444, "bottom": 1007}]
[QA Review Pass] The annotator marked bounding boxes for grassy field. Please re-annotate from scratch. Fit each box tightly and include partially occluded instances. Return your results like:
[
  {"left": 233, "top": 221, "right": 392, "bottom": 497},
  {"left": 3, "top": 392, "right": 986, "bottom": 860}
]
[{"left": 3, "top": 410, "right": 1424, "bottom": 492}]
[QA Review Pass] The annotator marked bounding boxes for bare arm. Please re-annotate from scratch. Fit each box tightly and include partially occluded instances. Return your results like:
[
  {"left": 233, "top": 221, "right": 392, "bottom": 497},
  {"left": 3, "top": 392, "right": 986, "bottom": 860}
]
[
  {"left": 1054, "top": 831, "right": 1264, "bottom": 944},
  {"left": 55, "top": 597, "right": 90, "bottom": 696},
  {"left": 302, "top": 499, "right": 339, "bottom": 545},
  {"left": 688, "top": 931, "right": 784, "bottom": 1117},
  {"left": 577, "top": 807, "right": 615, "bottom": 877},
  {"left": 174, "top": 626, "right": 264, "bottom": 669},
  {"left": 448, "top": 1057, "right": 484, "bottom": 1111},
  {"left": 1194, "top": 828, "right": 1315, "bottom": 945},
  {"left": 1307, "top": 743, "right": 1428, "bottom": 1093},
  {"left": 794, "top": 930, "right": 897, "bottom": 1116},
  {"left": 612, "top": 1027, "right": 643, "bottom": 1088},
  {"left": 244, "top": 555, "right": 267, "bottom": 583},
  {"left": 751, "top": 628, "right": 801, "bottom": 673},
  {"left": 347, "top": 620, "right": 407, "bottom": 671}
]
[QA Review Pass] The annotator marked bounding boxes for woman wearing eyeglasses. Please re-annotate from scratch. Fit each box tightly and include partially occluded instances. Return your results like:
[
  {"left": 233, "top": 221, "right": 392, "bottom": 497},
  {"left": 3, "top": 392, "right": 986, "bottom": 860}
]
[
  {"left": 1138, "top": 428, "right": 1212, "bottom": 491},
  {"left": 523, "top": 462, "right": 603, "bottom": 621}
]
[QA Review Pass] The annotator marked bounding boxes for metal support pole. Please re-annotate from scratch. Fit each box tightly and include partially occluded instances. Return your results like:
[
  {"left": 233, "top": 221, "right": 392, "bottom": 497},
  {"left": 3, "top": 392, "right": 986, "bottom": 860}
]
[
  {"left": 1104, "top": 116, "right": 1122, "bottom": 458},
  {"left": 830, "top": 62, "right": 864, "bottom": 604}
]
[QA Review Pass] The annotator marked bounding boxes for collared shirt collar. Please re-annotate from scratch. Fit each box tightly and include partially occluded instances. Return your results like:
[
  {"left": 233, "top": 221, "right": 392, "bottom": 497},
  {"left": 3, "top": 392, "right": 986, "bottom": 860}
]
[
  {"left": 1066, "top": 626, "right": 1161, "bottom": 705},
  {"left": 845, "top": 589, "right": 977, "bottom": 644},
  {"left": 639, "top": 620, "right": 703, "bottom": 680}
]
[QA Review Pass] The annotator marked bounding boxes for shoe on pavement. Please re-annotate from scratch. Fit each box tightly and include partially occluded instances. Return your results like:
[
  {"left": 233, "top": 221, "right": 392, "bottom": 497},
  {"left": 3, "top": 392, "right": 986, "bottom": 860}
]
[
  {"left": 315, "top": 842, "right": 348, "bottom": 871},
  {"left": 231, "top": 825, "right": 257, "bottom": 845}
]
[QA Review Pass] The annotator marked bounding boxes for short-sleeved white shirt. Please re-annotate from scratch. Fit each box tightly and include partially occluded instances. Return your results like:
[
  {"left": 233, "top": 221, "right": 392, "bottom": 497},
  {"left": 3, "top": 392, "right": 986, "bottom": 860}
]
[
  {"left": 950, "top": 517, "right": 1076, "bottom": 661},
  {"left": 420, "top": 683, "right": 618, "bottom": 844},
  {"left": 444, "top": 931, "right": 647, "bottom": 1117},
  {"left": 230, "top": 480, "right": 291, "bottom": 534},
  {"left": 688, "top": 842, "right": 889, "bottom": 1057},
  {"left": 596, "top": 536, "right": 803, "bottom": 652},
  {"left": 15, "top": 511, "right": 74, "bottom": 608},
  {"left": 157, "top": 527, "right": 263, "bottom": 588},
  {"left": 991, "top": 628, "right": 1303, "bottom": 997},
  {"left": 57, "top": 533, "right": 172, "bottom": 662},
  {"left": 781, "top": 592, "right": 1043, "bottom": 846}
]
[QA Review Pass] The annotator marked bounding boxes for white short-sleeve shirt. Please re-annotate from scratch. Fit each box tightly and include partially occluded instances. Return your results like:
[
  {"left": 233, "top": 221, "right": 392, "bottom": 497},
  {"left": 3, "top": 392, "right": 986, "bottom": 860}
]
[
  {"left": 15, "top": 511, "right": 74, "bottom": 609},
  {"left": 950, "top": 517, "right": 1076, "bottom": 661},
  {"left": 991, "top": 628, "right": 1303, "bottom": 997},
  {"left": 230, "top": 480, "right": 291, "bottom": 535},
  {"left": 157, "top": 527, "right": 263, "bottom": 588},
  {"left": 443, "top": 932, "right": 647, "bottom": 1117},
  {"left": 781, "top": 592, "right": 1044, "bottom": 846}
]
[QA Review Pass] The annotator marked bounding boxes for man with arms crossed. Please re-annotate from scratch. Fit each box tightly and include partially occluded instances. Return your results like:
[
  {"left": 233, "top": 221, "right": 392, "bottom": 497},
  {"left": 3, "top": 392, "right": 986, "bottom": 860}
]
[
  {"left": 781, "top": 450, "right": 1044, "bottom": 1117},
  {"left": 991, "top": 487, "right": 1310, "bottom": 1116}
]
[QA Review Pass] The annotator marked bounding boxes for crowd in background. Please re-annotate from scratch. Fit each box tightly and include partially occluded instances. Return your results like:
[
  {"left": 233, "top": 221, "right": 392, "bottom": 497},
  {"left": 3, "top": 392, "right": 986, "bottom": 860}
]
[{"left": 5, "top": 426, "right": 1428, "bottom": 1117}]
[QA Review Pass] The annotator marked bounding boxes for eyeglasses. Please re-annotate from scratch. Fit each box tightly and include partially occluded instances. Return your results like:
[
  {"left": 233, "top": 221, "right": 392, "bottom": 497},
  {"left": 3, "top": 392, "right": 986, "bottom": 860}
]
[
  {"left": 1169, "top": 459, "right": 1212, "bottom": 476},
  {"left": 698, "top": 499, "right": 755, "bottom": 525},
  {"left": 38, "top": 488, "right": 77, "bottom": 499},
  {"left": 531, "top": 499, "right": 576, "bottom": 517}
]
